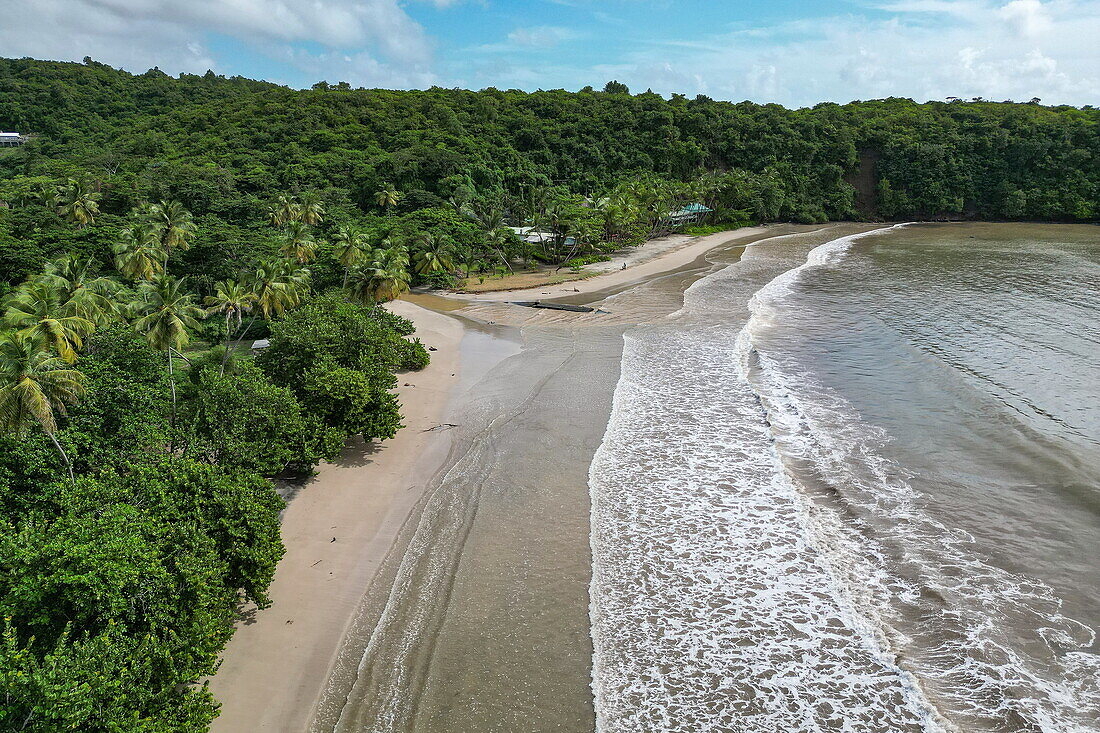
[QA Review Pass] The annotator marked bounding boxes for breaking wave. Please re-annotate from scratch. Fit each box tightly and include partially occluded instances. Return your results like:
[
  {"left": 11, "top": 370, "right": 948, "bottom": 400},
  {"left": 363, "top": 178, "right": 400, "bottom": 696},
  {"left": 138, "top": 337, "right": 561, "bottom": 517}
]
[{"left": 588, "top": 226, "right": 1100, "bottom": 732}]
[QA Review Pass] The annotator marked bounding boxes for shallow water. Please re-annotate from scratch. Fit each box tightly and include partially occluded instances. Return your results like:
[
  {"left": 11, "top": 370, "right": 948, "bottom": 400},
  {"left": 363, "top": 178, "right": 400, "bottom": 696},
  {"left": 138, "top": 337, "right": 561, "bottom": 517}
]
[
  {"left": 312, "top": 225, "right": 823, "bottom": 732},
  {"left": 589, "top": 223, "right": 1100, "bottom": 731}
]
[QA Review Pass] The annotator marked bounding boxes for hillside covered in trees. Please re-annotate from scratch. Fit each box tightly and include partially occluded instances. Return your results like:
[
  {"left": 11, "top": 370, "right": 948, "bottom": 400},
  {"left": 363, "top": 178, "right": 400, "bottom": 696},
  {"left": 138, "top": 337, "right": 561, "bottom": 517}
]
[
  {"left": 2, "top": 57, "right": 1096, "bottom": 216},
  {"left": 1, "top": 56, "right": 1098, "bottom": 294},
  {"left": 0, "top": 56, "right": 1097, "bottom": 731}
]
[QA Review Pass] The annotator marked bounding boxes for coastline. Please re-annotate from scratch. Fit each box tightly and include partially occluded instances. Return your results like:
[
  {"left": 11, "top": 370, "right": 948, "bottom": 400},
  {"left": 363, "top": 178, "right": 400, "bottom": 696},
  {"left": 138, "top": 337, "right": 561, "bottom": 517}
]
[
  {"left": 208, "top": 301, "right": 466, "bottom": 732},
  {"left": 451, "top": 226, "right": 772, "bottom": 303},
  {"left": 207, "top": 225, "right": 824, "bottom": 731}
]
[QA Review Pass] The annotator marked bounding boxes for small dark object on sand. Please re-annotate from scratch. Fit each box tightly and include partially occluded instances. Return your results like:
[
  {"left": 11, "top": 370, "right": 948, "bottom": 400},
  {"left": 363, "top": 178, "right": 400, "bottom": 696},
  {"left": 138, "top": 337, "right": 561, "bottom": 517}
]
[
  {"left": 511, "top": 301, "right": 595, "bottom": 313},
  {"left": 428, "top": 346, "right": 438, "bottom": 351}
]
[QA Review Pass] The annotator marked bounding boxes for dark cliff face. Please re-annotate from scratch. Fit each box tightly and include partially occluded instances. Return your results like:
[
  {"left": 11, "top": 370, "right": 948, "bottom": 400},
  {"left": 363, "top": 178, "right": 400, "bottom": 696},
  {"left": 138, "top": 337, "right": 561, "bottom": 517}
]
[{"left": 845, "top": 148, "right": 880, "bottom": 218}]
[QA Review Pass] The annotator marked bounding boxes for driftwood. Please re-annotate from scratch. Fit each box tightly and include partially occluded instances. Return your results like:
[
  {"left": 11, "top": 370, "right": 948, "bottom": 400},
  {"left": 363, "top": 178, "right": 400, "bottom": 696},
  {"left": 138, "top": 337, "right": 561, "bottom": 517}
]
[
  {"left": 422, "top": 423, "right": 459, "bottom": 432},
  {"left": 511, "top": 301, "right": 595, "bottom": 313}
]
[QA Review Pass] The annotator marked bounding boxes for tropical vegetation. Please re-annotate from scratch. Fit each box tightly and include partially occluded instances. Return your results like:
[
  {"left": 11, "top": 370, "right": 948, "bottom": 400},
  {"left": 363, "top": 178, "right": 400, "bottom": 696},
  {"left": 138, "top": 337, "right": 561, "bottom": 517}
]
[{"left": 0, "top": 55, "right": 1098, "bottom": 730}]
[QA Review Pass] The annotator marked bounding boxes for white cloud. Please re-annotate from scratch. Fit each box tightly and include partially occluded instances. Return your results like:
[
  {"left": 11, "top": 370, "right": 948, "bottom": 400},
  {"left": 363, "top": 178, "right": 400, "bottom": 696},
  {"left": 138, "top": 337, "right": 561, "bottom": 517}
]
[
  {"left": 534, "top": 0, "right": 1100, "bottom": 105},
  {"left": 0, "top": 0, "right": 435, "bottom": 86},
  {"left": 506, "top": 25, "right": 575, "bottom": 48},
  {"left": 0, "top": 0, "right": 1095, "bottom": 104},
  {"left": 997, "top": 0, "right": 1054, "bottom": 36}
]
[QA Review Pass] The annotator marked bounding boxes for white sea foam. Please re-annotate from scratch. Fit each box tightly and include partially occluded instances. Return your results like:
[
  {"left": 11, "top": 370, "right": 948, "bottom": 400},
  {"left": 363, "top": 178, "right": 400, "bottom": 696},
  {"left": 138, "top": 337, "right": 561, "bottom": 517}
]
[{"left": 588, "top": 225, "right": 1100, "bottom": 732}]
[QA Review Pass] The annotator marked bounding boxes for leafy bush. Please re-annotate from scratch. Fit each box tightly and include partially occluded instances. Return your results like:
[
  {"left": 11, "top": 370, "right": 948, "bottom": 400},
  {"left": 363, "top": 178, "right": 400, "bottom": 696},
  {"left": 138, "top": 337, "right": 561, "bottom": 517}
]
[
  {"left": 564, "top": 254, "right": 611, "bottom": 268},
  {"left": 399, "top": 337, "right": 430, "bottom": 371},
  {"left": 257, "top": 293, "right": 429, "bottom": 443},
  {"left": 0, "top": 460, "right": 284, "bottom": 731},
  {"left": 415, "top": 269, "right": 460, "bottom": 290}
]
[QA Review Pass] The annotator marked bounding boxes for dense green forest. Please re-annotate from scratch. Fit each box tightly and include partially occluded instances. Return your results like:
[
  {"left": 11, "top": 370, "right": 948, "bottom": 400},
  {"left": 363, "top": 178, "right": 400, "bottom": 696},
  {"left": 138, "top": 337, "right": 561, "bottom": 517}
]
[
  {"left": 1, "top": 56, "right": 1099, "bottom": 293},
  {"left": 0, "top": 55, "right": 1098, "bottom": 730}
]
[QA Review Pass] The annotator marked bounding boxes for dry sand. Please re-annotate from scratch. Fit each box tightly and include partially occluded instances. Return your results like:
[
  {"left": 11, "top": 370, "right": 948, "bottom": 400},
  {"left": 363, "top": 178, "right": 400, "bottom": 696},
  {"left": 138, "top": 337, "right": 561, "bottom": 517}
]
[
  {"left": 453, "top": 226, "right": 770, "bottom": 302},
  {"left": 208, "top": 301, "right": 464, "bottom": 733},
  {"left": 207, "top": 227, "right": 772, "bottom": 732}
]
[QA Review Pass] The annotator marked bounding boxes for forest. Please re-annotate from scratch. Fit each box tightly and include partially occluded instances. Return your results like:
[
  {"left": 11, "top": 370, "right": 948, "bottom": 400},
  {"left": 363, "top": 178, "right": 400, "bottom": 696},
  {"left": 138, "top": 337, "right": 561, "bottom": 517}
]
[{"left": 0, "top": 56, "right": 1097, "bottom": 730}]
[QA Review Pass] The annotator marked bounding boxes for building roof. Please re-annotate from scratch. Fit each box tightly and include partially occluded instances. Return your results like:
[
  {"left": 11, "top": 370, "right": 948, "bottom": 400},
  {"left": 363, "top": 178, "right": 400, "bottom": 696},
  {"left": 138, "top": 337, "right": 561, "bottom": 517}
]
[
  {"left": 0, "top": 132, "right": 21, "bottom": 137},
  {"left": 251, "top": 339, "right": 270, "bottom": 350}
]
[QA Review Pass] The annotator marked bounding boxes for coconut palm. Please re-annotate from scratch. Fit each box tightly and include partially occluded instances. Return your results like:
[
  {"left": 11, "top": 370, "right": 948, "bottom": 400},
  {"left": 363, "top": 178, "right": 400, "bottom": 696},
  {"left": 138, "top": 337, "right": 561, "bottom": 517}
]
[
  {"left": 250, "top": 260, "right": 311, "bottom": 320},
  {"left": 56, "top": 178, "right": 100, "bottom": 229},
  {"left": 40, "top": 255, "right": 123, "bottom": 325},
  {"left": 487, "top": 227, "right": 519, "bottom": 270},
  {"left": 332, "top": 224, "right": 371, "bottom": 287},
  {"left": 35, "top": 182, "right": 59, "bottom": 209},
  {"left": 114, "top": 222, "right": 166, "bottom": 281},
  {"left": 374, "top": 184, "right": 402, "bottom": 216},
  {"left": 0, "top": 331, "right": 86, "bottom": 485},
  {"left": 465, "top": 200, "right": 515, "bottom": 272},
  {"left": 347, "top": 246, "right": 410, "bottom": 304},
  {"left": 297, "top": 191, "right": 326, "bottom": 225},
  {"left": 267, "top": 194, "right": 300, "bottom": 227},
  {"left": 205, "top": 279, "right": 256, "bottom": 375},
  {"left": 413, "top": 232, "right": 455, "bottom": 275},
  {"left": 145, "top": 200, "right": 196, "bottom": 267},
  {"left": 279, "top": 221, "right": 317, "bottom": 263},
  {"left": 3, "top": 281, "right": 96, "bottom": 364},
  {"left": 131, "top": 275, "right": 206, "bottom": 425}
]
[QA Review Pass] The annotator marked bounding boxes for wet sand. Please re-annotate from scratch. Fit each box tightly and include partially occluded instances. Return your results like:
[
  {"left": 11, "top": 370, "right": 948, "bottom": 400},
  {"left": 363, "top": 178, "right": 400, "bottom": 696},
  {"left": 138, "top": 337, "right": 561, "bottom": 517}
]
[
  {"left": 310, "top": 224, "right": 832, "bottom": 732},
  {"left": 210, "top": 224, "right": 831, "bottom": 732}
]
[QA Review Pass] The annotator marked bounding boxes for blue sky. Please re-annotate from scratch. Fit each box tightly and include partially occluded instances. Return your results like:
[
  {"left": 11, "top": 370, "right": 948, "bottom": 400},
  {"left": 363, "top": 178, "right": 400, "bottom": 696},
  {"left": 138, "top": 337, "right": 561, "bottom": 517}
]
[{"left": 2, "top": 0, "right": 1098, "bottom": 106}]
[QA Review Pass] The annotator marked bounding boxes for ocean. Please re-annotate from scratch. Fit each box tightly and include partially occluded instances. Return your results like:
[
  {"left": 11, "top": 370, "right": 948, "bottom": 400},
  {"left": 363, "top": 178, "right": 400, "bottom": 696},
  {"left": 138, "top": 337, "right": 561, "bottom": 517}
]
[{"left": 589, "top": 223, "right": 1100, "bottom": 731}]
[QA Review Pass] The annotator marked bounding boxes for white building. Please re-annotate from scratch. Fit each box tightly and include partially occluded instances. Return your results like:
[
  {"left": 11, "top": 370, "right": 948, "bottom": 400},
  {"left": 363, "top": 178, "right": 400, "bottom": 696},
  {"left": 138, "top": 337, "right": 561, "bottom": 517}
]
[
  {"left": 508, "top": 226, "right": 575, "bottom": 248},
  {"left": 0, "top": 132, "right": 26, "bottom": 147}
]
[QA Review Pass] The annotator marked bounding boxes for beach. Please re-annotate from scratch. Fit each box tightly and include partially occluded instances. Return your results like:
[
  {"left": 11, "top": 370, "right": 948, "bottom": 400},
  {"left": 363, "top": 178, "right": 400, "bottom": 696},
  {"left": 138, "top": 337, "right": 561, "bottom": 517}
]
[
  {"left": 208, "top": 224, "right": 841, "bottom": 731},
  {"left": 210, "top": 222, "right": 1100, "bottom": 732},
  {"left": 208, "top": 301, "right": 467, "bottom": 732}
]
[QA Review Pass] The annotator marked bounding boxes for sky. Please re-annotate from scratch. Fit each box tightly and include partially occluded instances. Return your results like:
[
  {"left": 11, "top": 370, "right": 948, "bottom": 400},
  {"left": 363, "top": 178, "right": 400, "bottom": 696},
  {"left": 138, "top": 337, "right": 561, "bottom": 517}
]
[{"left": 0, "top": 0, "right": 1098, "bottom": 107}]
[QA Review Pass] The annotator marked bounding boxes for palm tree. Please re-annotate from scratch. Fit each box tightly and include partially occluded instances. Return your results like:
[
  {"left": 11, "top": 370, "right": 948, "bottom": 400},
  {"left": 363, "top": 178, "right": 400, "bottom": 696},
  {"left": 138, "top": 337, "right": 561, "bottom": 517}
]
[
  {"left": 40, "top": 255, "right": 123, "bottom": 326},
  {"left": 413, "top": 232, "right": 455, "bottom": 275},
  {"left": 204, "top": 279, "right": 256, "bottom": 375},
  {"left": 3, "top": 281, "right": 96, "bottom": 363},
  {"left": 35, "top": 182, "right": 59, "bottom": 209},
  {"left": 347, "top": 246, "right": 410, "bottom": 304},
  {"left": 279, "top": 221, "right": 317, "bottom": 263},
  {"left": 374, "top": 184, "right": 402, "bottom": 216},
  {"left": 297, "top": 191, "right": 326, "bottom": 225},
  {"left": 465, "top": 200, "right": 514, "bottom": 273},
  {"left": 131, "top": 275, "right": 206, "bottom": 426},
  {"left": 114, "top": 222, "right": 166, "bottom": 281},
  {"left": 0, "top": 331, "right": 86, "bottom": 485},
  {"left": 250, "top": 260, "right": 311, "bottom": 320},
  {"left": 332, "top": 224, "right": 371, "bottom": 287},
  {"left": 267, "top": 194, "right": 300, "bottom": 227},
  {"left": 145, "top": 200, "right": 196, "bottom": 268},
  {"left": 56, "top": 178, "right": 100, "bottom": 229}
]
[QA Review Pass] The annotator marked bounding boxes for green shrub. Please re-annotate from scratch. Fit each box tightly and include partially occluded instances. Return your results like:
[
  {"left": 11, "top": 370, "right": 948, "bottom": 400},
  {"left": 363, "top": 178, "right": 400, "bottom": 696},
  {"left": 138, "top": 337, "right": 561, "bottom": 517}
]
[
  {"left": 564, "top": 254, "right": 611, "bottom": 268},
  {"left": 399, "top": 337, "right": 430, "bottom": 371}
]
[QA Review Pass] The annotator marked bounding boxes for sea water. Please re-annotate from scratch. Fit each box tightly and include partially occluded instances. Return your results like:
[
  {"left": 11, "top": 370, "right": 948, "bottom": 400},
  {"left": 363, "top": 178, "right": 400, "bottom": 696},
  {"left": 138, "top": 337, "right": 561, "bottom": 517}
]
[{"left": 589, "top": 223, "right": 1100, "bottom": 731}]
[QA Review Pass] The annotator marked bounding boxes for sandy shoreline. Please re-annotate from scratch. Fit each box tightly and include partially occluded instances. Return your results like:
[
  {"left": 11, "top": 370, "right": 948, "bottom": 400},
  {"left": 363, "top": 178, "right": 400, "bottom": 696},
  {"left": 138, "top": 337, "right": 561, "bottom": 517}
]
[
  {"left": 207, "top": 226, "right": 787, "bottom": 732},
  {"left": 208, "top": 301, "right": 465, "bottom": 732},
  {"left": 452, "top": 226, "right": 771, "bottom": 303}
]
